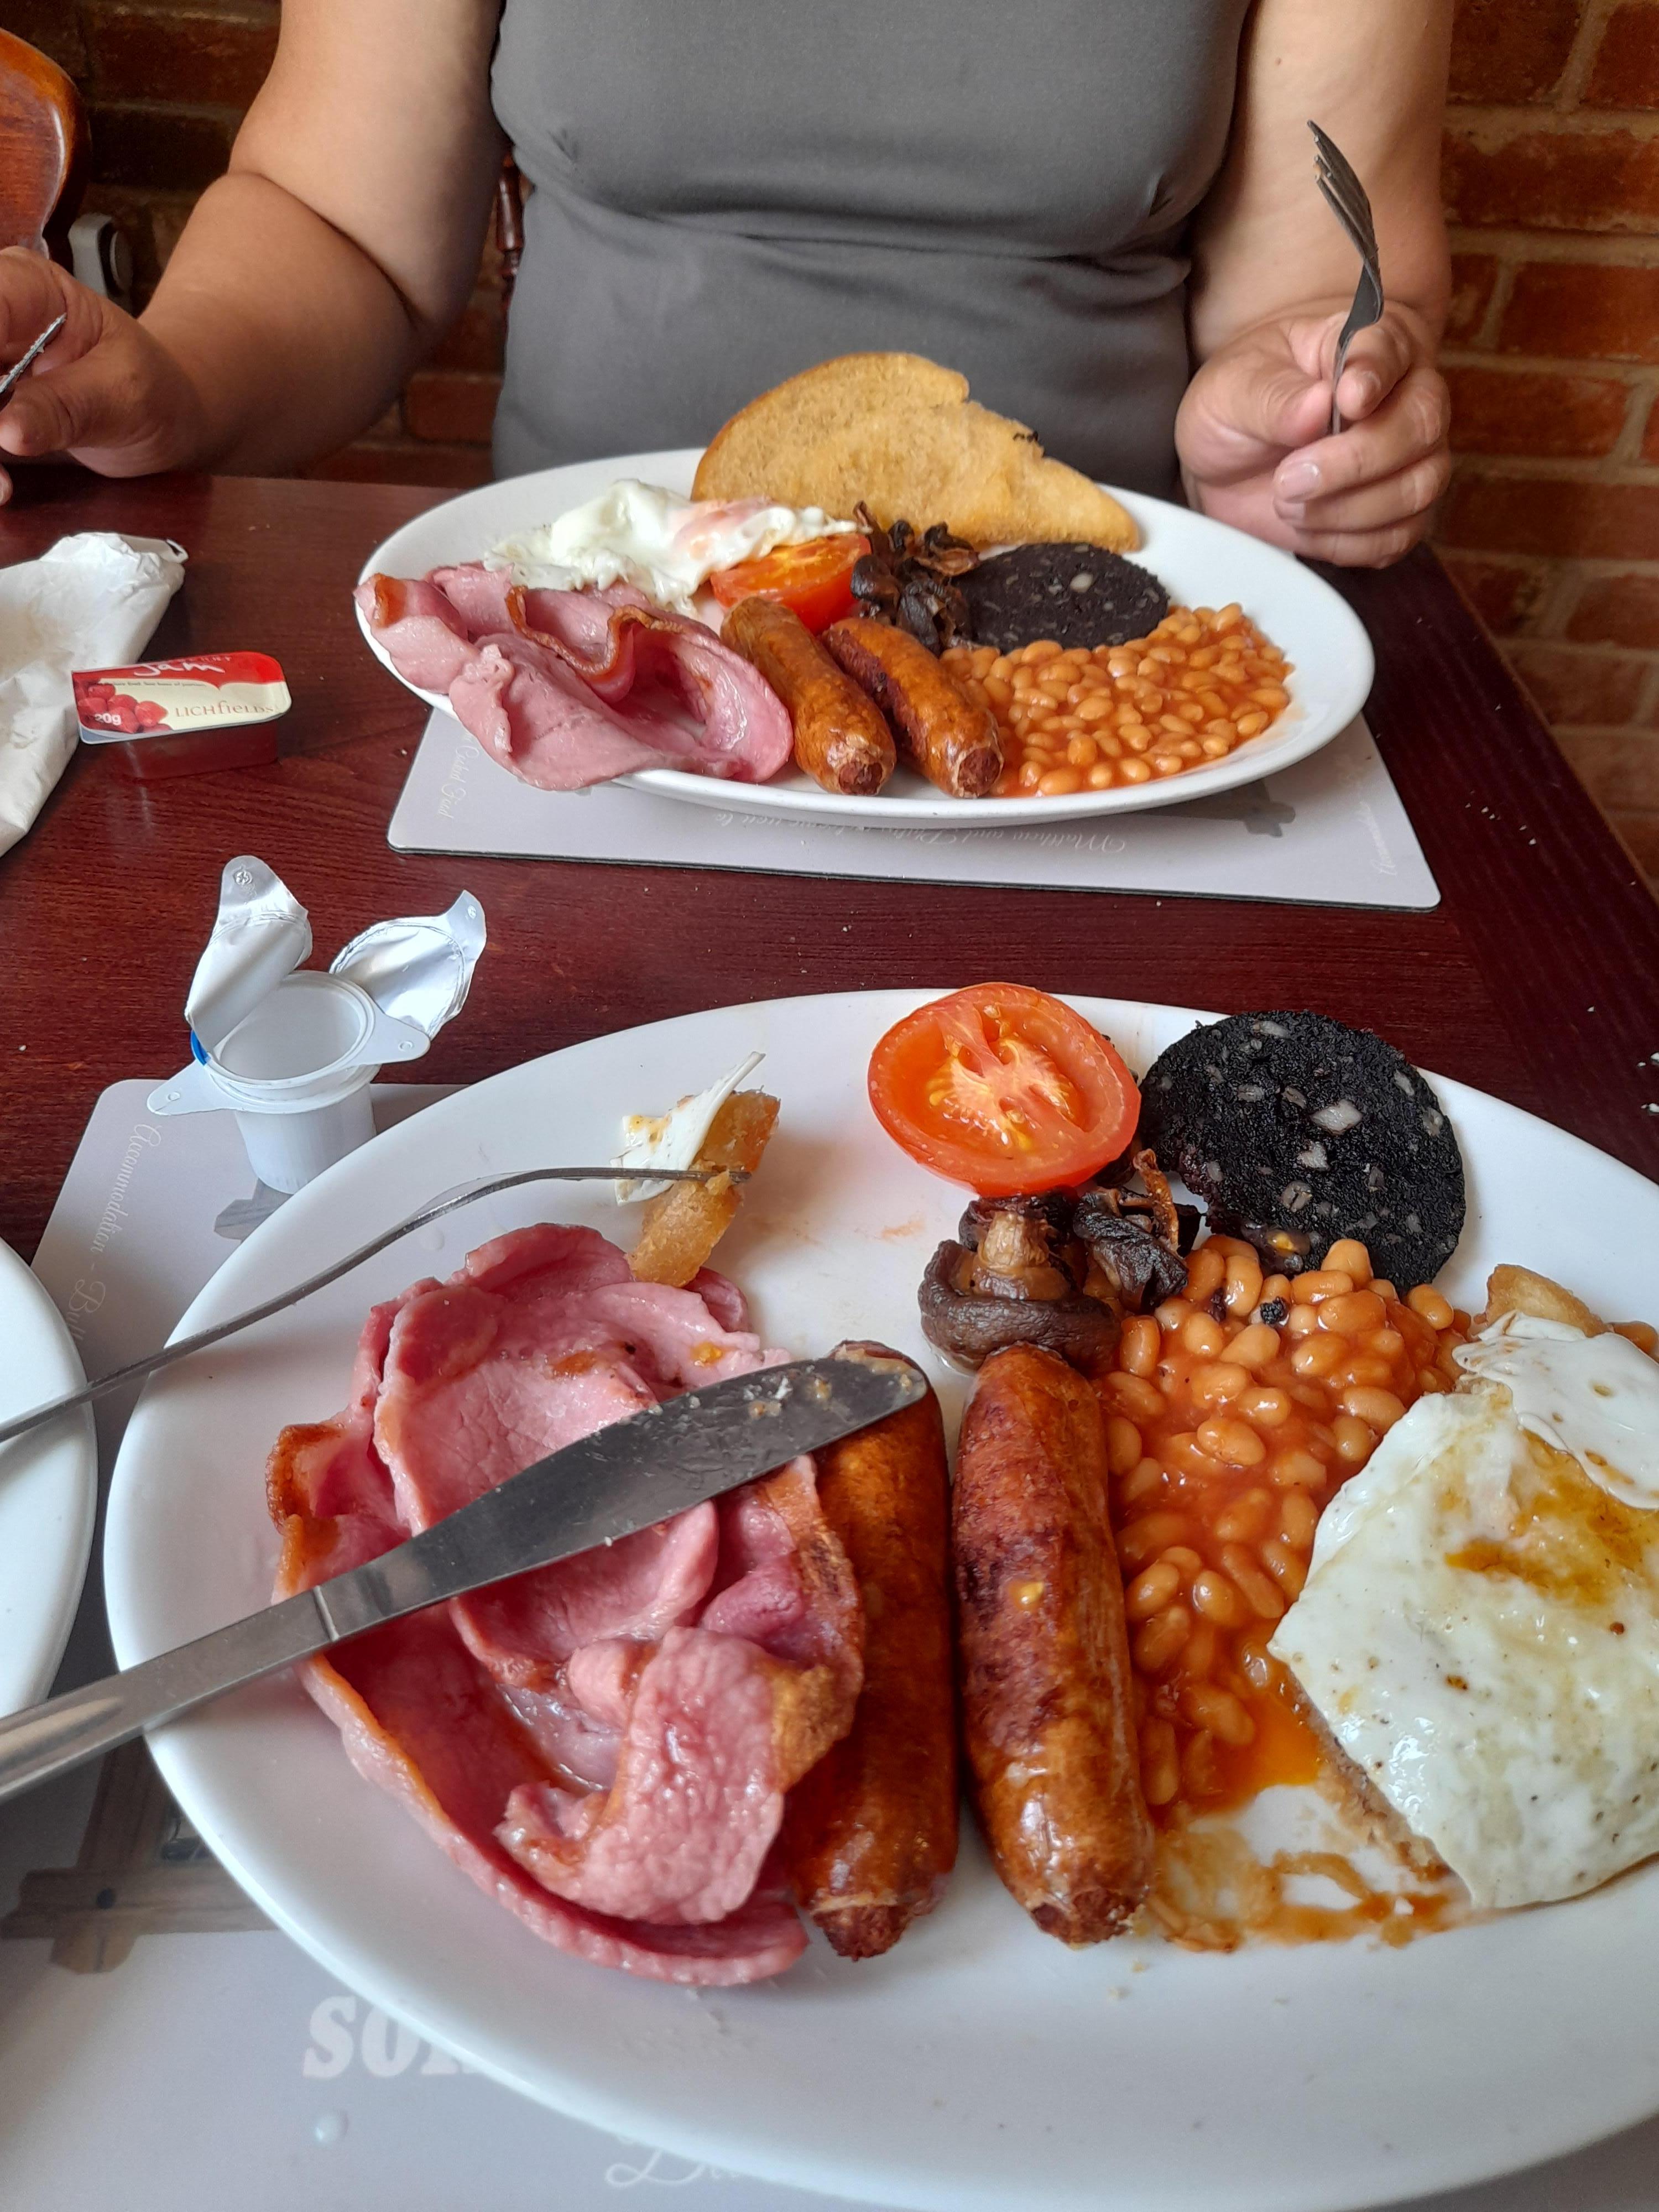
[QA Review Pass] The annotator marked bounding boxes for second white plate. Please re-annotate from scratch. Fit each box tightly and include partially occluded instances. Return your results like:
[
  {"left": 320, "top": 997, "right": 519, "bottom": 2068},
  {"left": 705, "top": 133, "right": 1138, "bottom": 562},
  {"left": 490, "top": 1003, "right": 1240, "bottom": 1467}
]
[{"left": 356, "top": 450, "right": 1374, "bottom": 826}]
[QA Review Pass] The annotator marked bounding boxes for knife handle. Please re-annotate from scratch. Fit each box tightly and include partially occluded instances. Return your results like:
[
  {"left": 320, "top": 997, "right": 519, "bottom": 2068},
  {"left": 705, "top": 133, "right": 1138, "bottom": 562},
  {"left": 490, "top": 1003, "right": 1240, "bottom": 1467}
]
[{"left": 0, "top": 1588, "right": 328, "bottom": 1808}]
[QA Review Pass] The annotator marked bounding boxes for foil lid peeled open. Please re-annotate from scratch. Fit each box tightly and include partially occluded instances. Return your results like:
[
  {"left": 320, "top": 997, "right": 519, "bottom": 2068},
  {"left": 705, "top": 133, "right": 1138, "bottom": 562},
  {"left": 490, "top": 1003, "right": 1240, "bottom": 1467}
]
[{"left": 184, "top": 855, "right": 484, "bottom": 1064}]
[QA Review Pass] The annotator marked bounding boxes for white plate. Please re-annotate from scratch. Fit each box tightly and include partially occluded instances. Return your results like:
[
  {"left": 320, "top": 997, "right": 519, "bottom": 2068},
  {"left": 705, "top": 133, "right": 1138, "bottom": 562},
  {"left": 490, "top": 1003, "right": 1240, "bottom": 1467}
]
[
  {"left": 356, "top": 451, "right": 1374, "bottom": 826},
  {"left": 103, "top": 992, "right": 1659, "bottom": 2212},
  {"left": 0, "top": 1240, "right": 97, "bottom": 1716}
]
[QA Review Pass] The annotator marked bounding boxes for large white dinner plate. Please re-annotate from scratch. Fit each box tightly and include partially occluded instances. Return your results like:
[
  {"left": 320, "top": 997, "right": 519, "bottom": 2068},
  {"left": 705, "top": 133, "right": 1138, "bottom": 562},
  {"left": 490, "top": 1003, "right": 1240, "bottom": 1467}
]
[
  {"left": 0, "top": 1240, "right": 97, "bottom": 1716},
  {"left": 105, "top": 992, "right": 1659, "bottom": 2212},
  {"left": 357, "top": 451, "right": 1374, "bottom": 826}
]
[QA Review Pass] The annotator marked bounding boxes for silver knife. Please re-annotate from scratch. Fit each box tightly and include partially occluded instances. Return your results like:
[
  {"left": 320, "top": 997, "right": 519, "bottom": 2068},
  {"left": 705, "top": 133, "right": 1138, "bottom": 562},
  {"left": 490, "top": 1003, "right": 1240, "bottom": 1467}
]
[{"left": 0, "top": 1349, "right": 925, "bottom": 1807}]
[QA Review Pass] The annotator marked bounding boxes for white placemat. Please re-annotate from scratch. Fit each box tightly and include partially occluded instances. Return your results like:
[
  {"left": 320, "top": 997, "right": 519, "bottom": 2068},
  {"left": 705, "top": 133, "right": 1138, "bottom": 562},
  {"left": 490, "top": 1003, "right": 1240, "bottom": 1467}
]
[
  {"left": 8, "top": 1081, "right": 1653, "bottom": 2212},
  {"left": 388, "top": 710, "right": 1439, "bottom": 911}
]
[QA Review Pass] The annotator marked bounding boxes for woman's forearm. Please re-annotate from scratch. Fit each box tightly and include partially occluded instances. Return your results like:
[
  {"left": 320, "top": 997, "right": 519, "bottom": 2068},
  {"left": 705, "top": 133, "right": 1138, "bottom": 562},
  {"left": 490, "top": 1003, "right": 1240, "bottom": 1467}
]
[
  {"left": 1189, "top": 0, "right": 1452, "bottom": 362},
  {"left": 137, "top": 173, "right": 431, "bottom": 474}
]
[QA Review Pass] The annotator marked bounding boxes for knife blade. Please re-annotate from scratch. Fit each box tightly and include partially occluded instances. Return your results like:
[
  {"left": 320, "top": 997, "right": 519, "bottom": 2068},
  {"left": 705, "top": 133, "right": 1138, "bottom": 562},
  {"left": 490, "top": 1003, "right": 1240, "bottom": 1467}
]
[{"left": 0, "top": 1349, "right": 926, "bottom": 1807}]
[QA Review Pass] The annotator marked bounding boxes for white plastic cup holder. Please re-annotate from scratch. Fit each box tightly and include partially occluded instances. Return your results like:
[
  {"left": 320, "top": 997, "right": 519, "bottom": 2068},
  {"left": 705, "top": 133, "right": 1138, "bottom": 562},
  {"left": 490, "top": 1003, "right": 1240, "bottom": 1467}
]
[{"left": 197, "top": 972, "right": 385, "bottom": 1194}]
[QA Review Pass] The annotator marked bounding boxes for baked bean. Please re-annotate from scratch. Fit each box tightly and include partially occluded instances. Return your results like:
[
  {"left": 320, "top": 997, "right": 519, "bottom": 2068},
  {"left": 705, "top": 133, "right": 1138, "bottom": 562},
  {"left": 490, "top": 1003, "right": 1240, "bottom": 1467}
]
[
  {"left": 1236, "top": 1633, "right": 1275, "bottom": 1691},
  {"left": 1141, "top": 1718, "right": 1180, "bottom": 1807},
  {"left": 1237, "top": 1389, "right": 1291, "bottom": 1435},
  {"left": 1259, "top": 1274, "right": 1293, "bottom": 1308},
  {"left": 1182, "top": 1683, "right": 1255, "bottom": 1747},
  {"left": 1105, "top": 1415, "right": 1144, "bottom": 1476},
  {"left": 1154, "top": 1297, "right": 1192, "bottom": 1331},
  {"left": 1317, "top": 1290, "right": 1386, "bottom": 1336},
  {"left": 1279, "top": 1490, "right": 1319, "bottom": 1548},
  {"left": 1160, "top": 1546, "right": 1204, "bottom": 1578},
  {"left": 1119, "top": 758, "right": 1153, "bottom": 782},
  {"left": 1284, "top": 1305, "right": 1321, "bottom": 1339},
  {"left": 1134, "top": 1604, "right": 1193, "bottom": 1672},
  {"left": 1365, "top": 1328, "right": 1406, "bottom": 1359},
  {"left": 1119, "top": 1454, "right": 1165, "bottom": 1503},
  {"left": 1119, "top": 1314, "right": 1161, "bottom": 1376},
  {"left": 1181, "top": 1312, "right": 1227, "bottom": 1359},
  {"left": 1182, "top": 1730, "right": 1220, "bottom": 1798},
  {"left": 1323, "top": 1239, "right": 1373, "bottom": 1282},
  {"left": 1180, "top": 1620, "right": 1218, "bottom": 1680},
  {"left": 1167, "top": 1431, "right": 1227, "bottom": 1479},
  {"left": 1126, "top": 1560, "right": 1182, "bottom": 1620},
  {"left": 1220, "top": 1546, "right": 1286, "bottom": 1620},
  {"left": 1270, "top": 1448, "right": 1327, "bottom": 1489},
  {"left": 1196, "top": 1417, "right": 1267, "bottom": 1468},
  {"left": 1213, "top": 1489, "right": 1274, "bottom": 1543},
  {"left": 1229, "top": 1323, "right": 1281, "bottom": 1370},
  {"left": 1191, "top": 1361, "right": 1251, "bottom": 1407},
  {"left": 1290, "top": 1335, "right": 1344, "bottom": 1378},
  {"left": 1331, "top": 1413, "right": 1375, "bottom": 1464},
  {"left": 1342, "top": 1386, "right": 1406, "bottom": 1432},
  {"left": 1224, "top": 1252, "right": 1265, "bottom": 1316},
  {"left": 1185, "top": 1246, "right": 1227, "bottom": 1303},
  {"left": 1191, "top": 1569, "right": 1251, "bottom": 1627},
  {"left": 1374, "top": 1282, "right": 1402, "bottom": 1306},
  {"left": 1334, "top": 1354, "right": 1393, "bottom": 1390},
  {"left": 1290, "top": 1270, "right": 1355, "bottom": 1305},
  {"left": 1259, "top": 1538, "right": 1307, "bottom": 1599},
  {"left": 1110, "top": 1372, "right": 1167, "bottom": 1425},
  {"left": 1407, "top": 1285, "right": 1454, "bottom": 1330},
  {"left": 1118, "top": 1510, "right": 1194, "bottom": 1567}
]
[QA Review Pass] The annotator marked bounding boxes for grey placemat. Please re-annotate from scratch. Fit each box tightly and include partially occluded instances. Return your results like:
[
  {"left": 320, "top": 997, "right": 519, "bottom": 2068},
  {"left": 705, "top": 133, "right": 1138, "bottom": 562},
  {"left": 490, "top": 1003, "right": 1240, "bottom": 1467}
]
[{"left": 388, "top": 710, "right": 1439, "bottom": 910}]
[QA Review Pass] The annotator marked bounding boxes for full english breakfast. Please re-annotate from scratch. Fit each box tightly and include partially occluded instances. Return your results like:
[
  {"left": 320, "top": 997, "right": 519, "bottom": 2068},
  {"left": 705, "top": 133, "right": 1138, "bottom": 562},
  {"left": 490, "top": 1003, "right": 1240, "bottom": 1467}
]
[
  {"left": 262, "top": 988, "right": 1659, "bottom": 1983},
  {"left": 357, "top": 354, "right": 1297, "bottom": 804}
]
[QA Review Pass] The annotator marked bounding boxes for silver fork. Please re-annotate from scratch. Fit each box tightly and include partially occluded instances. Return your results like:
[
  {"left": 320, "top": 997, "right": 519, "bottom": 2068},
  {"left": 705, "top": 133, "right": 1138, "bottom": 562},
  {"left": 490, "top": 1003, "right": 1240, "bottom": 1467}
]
[
  {"left": 0, "top": 1164, "right": 744, "bottom": 1448},
  {"left": 0, "top": 310, "right": 67, "bottom": 414},
  {"left": 1308, "top": 122, "right": 1384, "bottom": 436}
]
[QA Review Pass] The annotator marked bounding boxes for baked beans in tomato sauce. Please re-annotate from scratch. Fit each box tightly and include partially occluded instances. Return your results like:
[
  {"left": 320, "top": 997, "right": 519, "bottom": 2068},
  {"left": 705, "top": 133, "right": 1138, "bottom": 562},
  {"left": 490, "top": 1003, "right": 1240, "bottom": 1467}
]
[{"left": 1103, "top": 1234, "right": 1468, "bottom": 1827}]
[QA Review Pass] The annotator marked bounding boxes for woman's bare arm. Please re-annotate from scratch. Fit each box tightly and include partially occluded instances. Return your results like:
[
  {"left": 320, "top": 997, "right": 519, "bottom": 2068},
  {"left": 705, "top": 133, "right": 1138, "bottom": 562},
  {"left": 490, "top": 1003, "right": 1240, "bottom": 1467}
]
[
  {"left": 0, "top": 0, "right": 502, "bottom": 491},
  {"left": 1176, "top": 0, "right": 1453, "bottom": 565}
]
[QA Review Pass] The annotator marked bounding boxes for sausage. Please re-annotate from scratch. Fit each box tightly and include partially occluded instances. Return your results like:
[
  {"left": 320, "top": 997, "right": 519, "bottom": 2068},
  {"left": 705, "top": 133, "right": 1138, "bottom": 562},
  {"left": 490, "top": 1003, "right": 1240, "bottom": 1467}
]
[
  {"left": 781, "top": 1343, "right": 957, "bottom": 1958},
  {"left": 822, "top": 617, "right": 1002, "bottom": 797},
  {"left": 953, "top": 1343, "right": 1154, "bottom": 1943},
  {"left": 722, "top": 597, "right": 897, "bottom": 796}
]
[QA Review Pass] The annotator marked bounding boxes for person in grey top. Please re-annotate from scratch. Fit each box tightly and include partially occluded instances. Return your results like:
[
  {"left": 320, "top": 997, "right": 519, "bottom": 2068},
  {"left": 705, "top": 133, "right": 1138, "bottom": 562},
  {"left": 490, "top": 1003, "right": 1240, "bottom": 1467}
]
[{"left": 0, "top": 0, "right": 1452, "bottom": 568}]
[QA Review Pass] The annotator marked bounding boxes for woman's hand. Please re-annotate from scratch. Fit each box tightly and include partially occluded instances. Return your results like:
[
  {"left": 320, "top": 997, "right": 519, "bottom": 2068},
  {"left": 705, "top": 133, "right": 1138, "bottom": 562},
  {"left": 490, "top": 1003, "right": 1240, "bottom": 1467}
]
[
  {"left": 0, "top": 251, "right": 208, "bottom": 503},
  {"left": 1176, "top": 302, "right": 1450, "bottom": 568}
]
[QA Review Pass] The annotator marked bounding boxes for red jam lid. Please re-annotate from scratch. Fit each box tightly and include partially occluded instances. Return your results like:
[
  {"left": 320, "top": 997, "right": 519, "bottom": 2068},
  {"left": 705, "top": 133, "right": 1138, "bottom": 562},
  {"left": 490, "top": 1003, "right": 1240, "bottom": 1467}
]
[{"left": 74, "top": 652, "right": 290, "bottom": 743}]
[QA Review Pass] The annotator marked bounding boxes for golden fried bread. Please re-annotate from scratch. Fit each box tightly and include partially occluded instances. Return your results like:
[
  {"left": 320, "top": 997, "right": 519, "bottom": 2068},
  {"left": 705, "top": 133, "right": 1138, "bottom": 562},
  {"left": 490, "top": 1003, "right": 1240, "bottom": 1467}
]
[{"left": 692, "top": 354, "right": 1138, "bottom": 551}]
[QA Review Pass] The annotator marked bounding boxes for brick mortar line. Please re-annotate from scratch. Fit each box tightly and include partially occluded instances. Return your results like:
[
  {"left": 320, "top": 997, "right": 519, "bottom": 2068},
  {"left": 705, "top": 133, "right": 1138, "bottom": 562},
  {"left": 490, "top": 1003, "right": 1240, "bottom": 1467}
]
[
  {"left": 1446, "top": 229, "right": 1659, "bottom": 268},
  {"left": 87, "top": 98, "right": 248, "bottom": 126},
  {"left": 1442, "top": 551, "right": 1659, "bottom": 578},
  {"left": 1450, "top": 453, "right": 1659, "bottom": 481},
  {"left": 1555, "top": 0, "right": 1624, "bottom": 111},
  {"left": 1442, "top": 348, "right": 1658, "bottom": 382},
  {"left": 1446, "top": 105, "right": 1659, "bottom": 139},
  {"left": 82, "top": 3, "right": 278, "bottom": 21}
]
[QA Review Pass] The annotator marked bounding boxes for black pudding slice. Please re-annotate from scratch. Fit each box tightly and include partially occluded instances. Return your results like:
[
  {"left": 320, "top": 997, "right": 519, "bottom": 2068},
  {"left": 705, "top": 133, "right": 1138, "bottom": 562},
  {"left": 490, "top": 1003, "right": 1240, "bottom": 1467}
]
[
  {"left": 959, "top": 544, "right": 1171, "bottom": 652},
  {"left": 1136, "top": 1011, "right": 1466, "bottom": 1288}
]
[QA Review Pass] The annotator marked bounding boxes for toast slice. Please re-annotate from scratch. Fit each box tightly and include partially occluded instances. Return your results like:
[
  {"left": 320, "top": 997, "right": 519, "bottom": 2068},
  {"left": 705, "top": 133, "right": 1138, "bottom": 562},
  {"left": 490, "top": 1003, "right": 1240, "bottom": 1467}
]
[{"left": 692, "top": 353, "right": 1138, "bottom": 551}]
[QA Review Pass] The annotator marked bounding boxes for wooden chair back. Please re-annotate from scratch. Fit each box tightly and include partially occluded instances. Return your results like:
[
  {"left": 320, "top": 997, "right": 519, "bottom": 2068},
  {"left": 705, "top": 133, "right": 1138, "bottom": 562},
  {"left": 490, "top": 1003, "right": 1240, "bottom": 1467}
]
[{"left": 0, "top": 29, "right": 89, "bottom": 260}]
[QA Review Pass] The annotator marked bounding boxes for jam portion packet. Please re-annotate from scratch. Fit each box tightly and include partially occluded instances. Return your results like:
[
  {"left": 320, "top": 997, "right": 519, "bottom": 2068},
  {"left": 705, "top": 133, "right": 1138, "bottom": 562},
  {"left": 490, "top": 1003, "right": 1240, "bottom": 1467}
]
[{"left": 74, "top": 651, "right": 290, "bottom": 779}]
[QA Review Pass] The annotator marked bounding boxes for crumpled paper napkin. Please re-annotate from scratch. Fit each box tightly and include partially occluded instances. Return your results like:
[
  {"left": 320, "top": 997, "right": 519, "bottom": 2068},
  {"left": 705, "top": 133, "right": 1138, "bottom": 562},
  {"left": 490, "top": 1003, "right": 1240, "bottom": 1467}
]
[{"left": 0, "top": 531, "right": 187, "bottom": 855}]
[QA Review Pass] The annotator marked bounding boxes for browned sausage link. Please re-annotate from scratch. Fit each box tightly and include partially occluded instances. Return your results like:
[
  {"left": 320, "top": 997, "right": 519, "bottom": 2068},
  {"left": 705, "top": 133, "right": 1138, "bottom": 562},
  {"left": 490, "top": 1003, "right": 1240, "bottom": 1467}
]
[
  {"left": 722, "top": 597, "right": 897, "bottom": 796},
  {"left": 781, "top": 1343, "right": 957, "bottom": 1958},
  {"left": 822, "top": 617, "right": 1002, "bottom": 797},
  {"left": 953, "top": 1344, "right": 1154, "bottom": 1943}
]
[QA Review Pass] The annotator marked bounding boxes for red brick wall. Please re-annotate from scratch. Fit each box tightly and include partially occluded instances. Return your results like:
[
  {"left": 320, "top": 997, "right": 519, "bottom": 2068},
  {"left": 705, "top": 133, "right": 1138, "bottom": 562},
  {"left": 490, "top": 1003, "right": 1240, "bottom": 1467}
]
[
  {"left": 1440, "top": 0, "right": 1659, "bottom": 885},
  {"left": 10, "top": 0, "right": 1659, "bottom": 882}
]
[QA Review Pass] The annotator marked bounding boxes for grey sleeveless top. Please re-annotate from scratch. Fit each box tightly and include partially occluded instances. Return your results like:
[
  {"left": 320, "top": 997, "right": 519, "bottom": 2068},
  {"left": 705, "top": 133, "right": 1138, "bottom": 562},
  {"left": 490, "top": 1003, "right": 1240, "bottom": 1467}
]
[{"left": 491, "top": 1, "right": 1251, "bottom": 497}]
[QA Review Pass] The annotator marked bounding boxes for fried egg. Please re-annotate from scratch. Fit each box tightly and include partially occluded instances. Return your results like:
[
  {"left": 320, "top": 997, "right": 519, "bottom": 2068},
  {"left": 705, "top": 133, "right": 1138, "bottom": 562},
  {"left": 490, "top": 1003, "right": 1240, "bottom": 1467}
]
[
  {"left": 488, "top": 482, "right": 858, "bottom": 618},
  {"left": 1270, "top": 1313, "right": 1659, "bottom": 1911}
]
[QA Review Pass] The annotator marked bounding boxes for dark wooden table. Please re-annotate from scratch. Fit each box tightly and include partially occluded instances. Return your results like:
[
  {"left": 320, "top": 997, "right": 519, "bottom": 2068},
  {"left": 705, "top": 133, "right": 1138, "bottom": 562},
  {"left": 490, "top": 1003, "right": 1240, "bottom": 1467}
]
[{"left": 4, "top": 466, "right": 1658, "bottom": 1259}]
